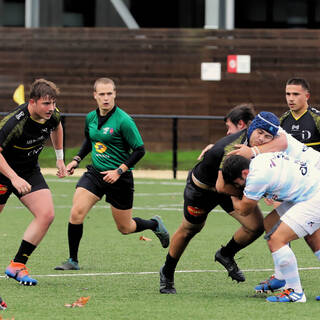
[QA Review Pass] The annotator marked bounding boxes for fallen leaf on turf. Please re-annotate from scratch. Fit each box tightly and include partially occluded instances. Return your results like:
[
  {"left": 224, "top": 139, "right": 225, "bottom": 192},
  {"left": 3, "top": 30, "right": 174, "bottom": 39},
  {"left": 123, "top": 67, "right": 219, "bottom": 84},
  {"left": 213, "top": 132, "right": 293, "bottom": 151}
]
[
  {"left": 64, "top": 296, "right": 90, "bottom": 308},
  {"left": 139, "top": 235, "right": 152, "bottom": 241}
]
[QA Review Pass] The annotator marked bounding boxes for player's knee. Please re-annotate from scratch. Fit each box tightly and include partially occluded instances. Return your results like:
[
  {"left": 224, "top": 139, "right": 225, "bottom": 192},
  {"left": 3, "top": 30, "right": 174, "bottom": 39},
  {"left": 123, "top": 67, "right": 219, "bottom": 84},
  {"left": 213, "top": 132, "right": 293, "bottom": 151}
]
[
  {"left": 244, "top": 224, "right": 264, "bottom": 237},
  {"left": 39, "top": 210, "right": 55, "bottom": 226},
  {"left": 70, "top": 205, "right": 87, "bottom": 224},
  {"left": 117, "top": 224, "right": 132, "bottom": 235},
  {"left": 183, "top": 225, "right": 202, "bottom": 241}
]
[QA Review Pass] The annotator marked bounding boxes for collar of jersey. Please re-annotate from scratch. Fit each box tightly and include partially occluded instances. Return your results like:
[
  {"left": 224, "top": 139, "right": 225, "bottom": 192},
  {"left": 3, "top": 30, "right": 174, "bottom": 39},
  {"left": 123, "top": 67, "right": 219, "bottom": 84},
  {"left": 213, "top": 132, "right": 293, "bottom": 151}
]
[{"left": 290, "top": 108, "right": 308, "bottom": 121}]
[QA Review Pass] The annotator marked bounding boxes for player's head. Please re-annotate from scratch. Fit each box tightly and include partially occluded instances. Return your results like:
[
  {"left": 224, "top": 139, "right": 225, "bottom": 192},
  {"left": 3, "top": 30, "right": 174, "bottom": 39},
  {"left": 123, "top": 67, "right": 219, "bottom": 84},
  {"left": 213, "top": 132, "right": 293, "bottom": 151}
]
[
  {"left": 93, "top": 78, "right": 116, "bottom": 113},
  {"left": 286, "top": 77, "right": 310, "bottom": 93},
  {"left": 224, "top": 104, "right": 256, "bottom": 135},
  {"left": 247, "top": 111, "right": 280, "bottom": 147},
  {"left": 29, "top": 79, "right": 60, "bottom": 102},
  {"left": 222, "top": 155, "right": 250, "bottom": 187},
  {"left": 94, "top": 77, "right": 116, "bottom": 92},
  {"left": 285, "top": 77, "right": 310, "bottom": 113}
]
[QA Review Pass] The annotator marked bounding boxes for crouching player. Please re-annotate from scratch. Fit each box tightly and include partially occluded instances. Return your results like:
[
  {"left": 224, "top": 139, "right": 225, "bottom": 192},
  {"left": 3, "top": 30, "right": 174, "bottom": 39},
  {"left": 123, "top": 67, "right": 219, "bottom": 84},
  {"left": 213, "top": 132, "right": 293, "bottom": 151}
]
[{"left": 222, "top": 153, "right": 320, "bottom": 302}]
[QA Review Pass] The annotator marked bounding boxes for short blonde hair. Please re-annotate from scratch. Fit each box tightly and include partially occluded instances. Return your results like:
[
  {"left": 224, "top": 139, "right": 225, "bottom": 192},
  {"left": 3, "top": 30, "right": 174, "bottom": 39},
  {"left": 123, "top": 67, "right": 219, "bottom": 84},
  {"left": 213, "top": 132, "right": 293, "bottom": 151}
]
[{"left": 94, "top": 78, "right": 116, "bottom": 91}]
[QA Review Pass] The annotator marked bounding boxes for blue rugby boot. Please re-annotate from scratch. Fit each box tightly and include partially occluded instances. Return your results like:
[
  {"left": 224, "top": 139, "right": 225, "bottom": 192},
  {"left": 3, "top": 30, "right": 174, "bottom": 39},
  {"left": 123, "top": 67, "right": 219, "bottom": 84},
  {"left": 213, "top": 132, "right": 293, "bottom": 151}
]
[
  {"left": 5, "top": 260, "right": 37, "bottom": 286},
  {"left": 255, "top": 274, "right": 286, "bottom": 293},
  {"left": 266, "top": 288, "right": 306, "bottom": 303}
]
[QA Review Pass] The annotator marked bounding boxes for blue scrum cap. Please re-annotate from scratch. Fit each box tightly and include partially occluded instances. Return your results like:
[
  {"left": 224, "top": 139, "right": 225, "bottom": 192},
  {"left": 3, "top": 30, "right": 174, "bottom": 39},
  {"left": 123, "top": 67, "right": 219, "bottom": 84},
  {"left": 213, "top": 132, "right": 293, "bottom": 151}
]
[{"left": 247, "top": 111, "right": 280, "bottom": 141}]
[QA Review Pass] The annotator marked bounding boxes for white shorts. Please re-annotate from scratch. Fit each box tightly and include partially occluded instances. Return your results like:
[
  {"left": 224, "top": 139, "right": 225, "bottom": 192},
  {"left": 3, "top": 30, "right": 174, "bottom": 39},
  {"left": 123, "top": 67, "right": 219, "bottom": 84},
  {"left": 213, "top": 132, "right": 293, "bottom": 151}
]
[
  {"left": 280, "top": 189, "right": 320, "bottom": 238},
  {"left": 275, "top": 201, "right": 295, "bottom": 217}
]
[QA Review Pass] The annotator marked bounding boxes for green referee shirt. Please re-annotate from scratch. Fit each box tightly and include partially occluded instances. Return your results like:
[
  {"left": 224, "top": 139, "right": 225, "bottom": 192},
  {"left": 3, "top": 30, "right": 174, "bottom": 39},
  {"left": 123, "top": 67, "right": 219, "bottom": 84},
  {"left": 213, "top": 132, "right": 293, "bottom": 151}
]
[{"left": 85, "top": 106, "right": 144, "bottom": 172}]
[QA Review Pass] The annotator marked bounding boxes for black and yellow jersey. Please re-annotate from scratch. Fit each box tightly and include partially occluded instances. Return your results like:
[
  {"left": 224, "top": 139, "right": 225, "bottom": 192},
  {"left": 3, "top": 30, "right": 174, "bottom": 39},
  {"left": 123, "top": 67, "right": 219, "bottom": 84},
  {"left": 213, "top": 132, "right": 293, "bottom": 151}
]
[
  {"left": 0, "top": 103, "right": 61, "bottom": 173},
  {"left": 192, "top": 130, "right": 247, "bottom": 187},
  {"left": 280, "top": 106, "right": 320, "bottom": 152}
]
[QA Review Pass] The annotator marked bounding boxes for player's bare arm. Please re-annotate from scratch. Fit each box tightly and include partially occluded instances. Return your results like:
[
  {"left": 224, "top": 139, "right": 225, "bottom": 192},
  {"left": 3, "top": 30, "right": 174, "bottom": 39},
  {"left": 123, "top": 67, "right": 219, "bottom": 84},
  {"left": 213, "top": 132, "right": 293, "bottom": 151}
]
[
  {"left": 0, "top": 149, "right": 31, "bottom": 195},
  {"left": 227, "top": 133, "right": 288, "bottom": 158},
  {"left": 231, "top": 195, "right": 258, "bottom": 216},
  {"left": 50, "top": 123, "right": 67, "bottom": 178},
  {"left": 197, "top": 143, "right": 214, "bottom": 160}
]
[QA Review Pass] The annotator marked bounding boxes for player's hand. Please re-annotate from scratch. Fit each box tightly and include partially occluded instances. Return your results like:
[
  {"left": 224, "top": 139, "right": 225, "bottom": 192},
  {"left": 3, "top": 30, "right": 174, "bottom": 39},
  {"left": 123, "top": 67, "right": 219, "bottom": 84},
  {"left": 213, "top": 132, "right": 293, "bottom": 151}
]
[
  {"left": 264, "top": 198, "right": 274, "bottom": 206},
  {"left": 11, "top": 175, "right": 32, "bottom": 195},
  {"left": 100, "top": 169, "right": 120, "bottom": 184},
  {"left": 66, "top": 160, "right": 78, "bottom": 176},
  {"left": 227, "top": 144, "right": 253, "bottom": 159},
  {"left": 197, "top": 144, "right": 214, "bottom": 160},
  {"left": 56, "top": 159, "right": 67, "bottom": 178}
]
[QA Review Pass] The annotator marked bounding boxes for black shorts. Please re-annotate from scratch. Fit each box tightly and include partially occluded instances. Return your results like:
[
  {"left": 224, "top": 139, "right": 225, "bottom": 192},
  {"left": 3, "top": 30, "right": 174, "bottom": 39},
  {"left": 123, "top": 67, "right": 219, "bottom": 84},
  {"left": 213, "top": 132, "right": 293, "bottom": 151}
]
[
  {"left": 76, "top": 165, "right": 134, "bottom": 210},
  {"left": 183, "top": 171, "right": 234, "bottom": 224},
  {"left": 0, "top": 167, "right": 49, "bottom": 205}
]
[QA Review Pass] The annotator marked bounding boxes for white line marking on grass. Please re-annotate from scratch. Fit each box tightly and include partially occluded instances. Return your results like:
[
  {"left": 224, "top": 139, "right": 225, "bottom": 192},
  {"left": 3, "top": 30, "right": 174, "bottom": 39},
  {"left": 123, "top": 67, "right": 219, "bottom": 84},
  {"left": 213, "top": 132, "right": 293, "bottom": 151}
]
[
  {"left": 1, "top": 267, "right": 319, "bottom": 279},
  {"left": 46, "top": 178, "right": 185, "bottom": 186},
  {"left": 4, "top": 204, "right": 273, "bottom": 215}
]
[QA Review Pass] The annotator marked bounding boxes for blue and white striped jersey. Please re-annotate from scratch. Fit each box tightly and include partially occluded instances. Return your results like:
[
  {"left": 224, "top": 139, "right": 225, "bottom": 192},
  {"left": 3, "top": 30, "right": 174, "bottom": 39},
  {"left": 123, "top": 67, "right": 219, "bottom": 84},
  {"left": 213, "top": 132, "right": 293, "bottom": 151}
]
[
  {"left": 244, "top": 152, "right": 320, "bottom": 203},
  {"left": 280, "top": 128, "right": 320, "bottom": 168}
]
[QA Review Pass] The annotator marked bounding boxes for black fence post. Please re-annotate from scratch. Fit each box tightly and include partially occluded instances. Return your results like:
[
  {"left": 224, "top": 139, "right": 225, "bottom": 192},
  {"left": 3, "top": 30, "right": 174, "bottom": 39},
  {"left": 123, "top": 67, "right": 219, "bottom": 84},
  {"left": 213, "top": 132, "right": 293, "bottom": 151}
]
[
  {"left": 61, "top": 115, "right": 66, "bottom": 158},
  {"left": 172, "top": 117, "right": 178, "bottom": 179}
]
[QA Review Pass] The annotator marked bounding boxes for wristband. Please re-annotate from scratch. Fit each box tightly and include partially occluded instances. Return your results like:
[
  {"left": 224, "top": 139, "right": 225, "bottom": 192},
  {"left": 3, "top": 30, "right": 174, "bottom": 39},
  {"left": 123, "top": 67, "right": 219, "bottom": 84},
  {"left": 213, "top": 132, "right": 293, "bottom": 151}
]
[
  {"left": 73, "top": 155, "right": 81, "bottom": 164},
  {"left": 55, "top": 149, "right": 64, "bottom": 160},
  {"left": 251, "top": 147, "right": 257, "bottom": 158},
  {"left": 254, "top": 146, "right": 261, "bottom": 155}
]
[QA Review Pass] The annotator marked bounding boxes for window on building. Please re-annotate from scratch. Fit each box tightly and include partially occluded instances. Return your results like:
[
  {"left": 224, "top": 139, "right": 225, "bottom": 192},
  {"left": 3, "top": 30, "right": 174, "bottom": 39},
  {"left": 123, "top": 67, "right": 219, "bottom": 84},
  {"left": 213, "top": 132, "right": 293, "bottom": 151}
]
[
  {"left": 0, "top": 0, "right": 25, "bottom": 27},
  {"left": 63, "top": 0, "right": 95, "bottom": 27}
]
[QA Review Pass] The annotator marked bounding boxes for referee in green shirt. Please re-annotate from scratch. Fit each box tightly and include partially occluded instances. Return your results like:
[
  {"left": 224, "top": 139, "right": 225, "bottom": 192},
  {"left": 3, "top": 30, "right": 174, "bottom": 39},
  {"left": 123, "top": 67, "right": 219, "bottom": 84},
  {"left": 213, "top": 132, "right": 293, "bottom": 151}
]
[{"left": 55, "top": 78, "right": 169, "bottom": 271}]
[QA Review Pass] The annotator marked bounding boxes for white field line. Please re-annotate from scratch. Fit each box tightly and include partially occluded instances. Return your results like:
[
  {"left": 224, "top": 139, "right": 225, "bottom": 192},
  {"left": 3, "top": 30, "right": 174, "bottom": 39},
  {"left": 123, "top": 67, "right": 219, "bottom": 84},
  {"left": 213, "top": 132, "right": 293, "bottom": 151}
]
[
  {"left": 46, "top": 178, "right": 186, "bottom": 186},
  {"left": 1, "top": 267, "right": 319, "bottom": 279},
  {"left": 4, "top": 203, "right": 272, "bottom": 215}
]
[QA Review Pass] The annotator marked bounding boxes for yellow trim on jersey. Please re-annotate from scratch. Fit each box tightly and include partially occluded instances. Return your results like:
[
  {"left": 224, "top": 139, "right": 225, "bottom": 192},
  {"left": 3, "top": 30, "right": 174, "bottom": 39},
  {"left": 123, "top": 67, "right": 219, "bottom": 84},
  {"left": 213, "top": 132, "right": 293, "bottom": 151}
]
[
  {"left": 305, "top": 142, "right": 320, "bottom": 146},
  {"left": 30, "top": 116, "right": 47, "bottom": 124},
  {"left": 13, "top": 143, "right": 42, "bottom": 150},
  {"left": 290, "top": 109, "right": 308, "bottom": 121}
]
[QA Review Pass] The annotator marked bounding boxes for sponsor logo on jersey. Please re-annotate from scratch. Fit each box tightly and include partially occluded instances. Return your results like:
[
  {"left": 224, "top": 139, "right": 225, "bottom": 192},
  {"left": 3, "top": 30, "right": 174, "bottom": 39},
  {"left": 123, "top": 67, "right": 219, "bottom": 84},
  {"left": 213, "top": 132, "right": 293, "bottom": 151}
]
[
  {"left": 95, "top": 142, "right": 107, "bottom": 153},
  {"left": 291, "top": 125, "right": 299, "bottom": 130},
  {"left": 15, "top": 111, "right": 25, "bottom": 120},
  {"left": 307, "top": 221, "right": 315, "bottom": 227},
  {"left": 27, "top": 145, "right": 44, "bottom": 157},
  {"left": 0, "top": 184, "right": 8, "bottom": 195},
  {"left": 301, "top": 130, "right": 311, "bottom": 140},
  {"left": 27, "top": 136, "right": 45, "bottom": 144},
  {"left": 187, "top": 206, "right": 205, "bottom": 216},
  {"left": 310, "top": 107, "right": 320, "bottom": 115},
  {"left": 102, "top": 127, "right": 114, "bottom": 135}
]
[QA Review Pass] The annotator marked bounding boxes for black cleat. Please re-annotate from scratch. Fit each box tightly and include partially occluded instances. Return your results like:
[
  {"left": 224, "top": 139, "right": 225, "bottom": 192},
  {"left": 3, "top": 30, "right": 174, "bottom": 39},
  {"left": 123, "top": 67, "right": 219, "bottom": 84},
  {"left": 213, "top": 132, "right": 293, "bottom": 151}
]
[
  {"left": 159, "top": 266, "right": 176, "bottom": 294},
  {"left": 214, "top": 248, "right": 245, "bottom": 282},
  {"left": 152, "top": 216, "right": 170, "bottom": 248}
]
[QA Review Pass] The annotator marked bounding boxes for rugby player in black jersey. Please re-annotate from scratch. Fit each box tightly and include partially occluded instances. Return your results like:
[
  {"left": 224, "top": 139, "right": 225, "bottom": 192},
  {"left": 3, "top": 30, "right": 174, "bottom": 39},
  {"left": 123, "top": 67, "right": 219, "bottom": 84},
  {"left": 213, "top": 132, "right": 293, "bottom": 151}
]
[
  {"left": 159, "top": 112, "right": 283, "bottom": 294},
  {"left": 281, "top": 77, "right": 320, "bottom": 152},
  {"left": 0, "top": 79, "right": 66, "bottom": 285}
]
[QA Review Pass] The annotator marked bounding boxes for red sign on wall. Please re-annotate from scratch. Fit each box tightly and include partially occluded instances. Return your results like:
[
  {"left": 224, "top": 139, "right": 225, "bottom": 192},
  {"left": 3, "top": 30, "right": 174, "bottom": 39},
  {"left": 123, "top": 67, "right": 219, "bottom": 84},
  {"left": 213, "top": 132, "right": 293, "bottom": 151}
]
[
  {"left": 227, "top": 55, "right": 251, "bottom": 73},
  {"left": 227, "top": 55, "right": 237, "bottom": 73}
]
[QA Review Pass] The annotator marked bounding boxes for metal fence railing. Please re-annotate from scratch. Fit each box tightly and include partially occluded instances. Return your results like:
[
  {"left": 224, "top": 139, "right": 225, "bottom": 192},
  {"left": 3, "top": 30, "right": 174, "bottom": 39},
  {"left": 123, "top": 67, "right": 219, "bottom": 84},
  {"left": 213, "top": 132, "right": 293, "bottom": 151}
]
[{"left": 0, "top": 112, "right": 224, "bottom": 179}]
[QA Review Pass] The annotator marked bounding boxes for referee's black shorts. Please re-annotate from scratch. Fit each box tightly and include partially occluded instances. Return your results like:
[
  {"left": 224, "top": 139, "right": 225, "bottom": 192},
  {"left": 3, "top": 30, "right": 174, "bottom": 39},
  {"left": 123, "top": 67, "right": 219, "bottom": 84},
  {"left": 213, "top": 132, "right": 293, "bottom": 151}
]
[
  {"left": 183, "top": 171, "right": 234, "bottom": 224},
  {"left": 76, "top": 165, "right": 134, "bottom": 210},
  {"left": 0, "top": 167, "right": 49, "bottom": 205}
]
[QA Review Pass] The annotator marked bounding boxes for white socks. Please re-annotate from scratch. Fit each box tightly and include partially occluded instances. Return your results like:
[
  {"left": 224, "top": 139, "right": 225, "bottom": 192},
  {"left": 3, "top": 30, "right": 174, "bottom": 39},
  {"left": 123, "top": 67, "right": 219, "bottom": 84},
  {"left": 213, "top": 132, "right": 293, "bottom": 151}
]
[{"left": 272, "top": 245, "right": 303, "bottom": 293}]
